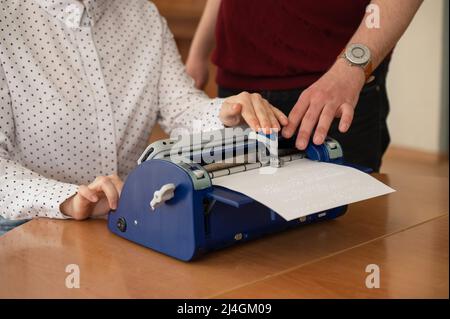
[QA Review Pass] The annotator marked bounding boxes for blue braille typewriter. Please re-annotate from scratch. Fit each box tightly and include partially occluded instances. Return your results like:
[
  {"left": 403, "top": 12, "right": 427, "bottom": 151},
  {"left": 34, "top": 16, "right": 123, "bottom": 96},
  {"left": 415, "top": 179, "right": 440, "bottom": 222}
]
[{"left": 108, "top": 129, "right": 348, "bottom": 261}]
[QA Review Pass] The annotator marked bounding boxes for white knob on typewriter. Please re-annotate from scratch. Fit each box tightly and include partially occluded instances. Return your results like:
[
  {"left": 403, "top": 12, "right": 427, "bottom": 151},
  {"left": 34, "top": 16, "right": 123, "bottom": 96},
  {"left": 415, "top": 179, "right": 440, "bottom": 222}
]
[{"left": 150, "top": 183, "right": 176, "bottom": 210}]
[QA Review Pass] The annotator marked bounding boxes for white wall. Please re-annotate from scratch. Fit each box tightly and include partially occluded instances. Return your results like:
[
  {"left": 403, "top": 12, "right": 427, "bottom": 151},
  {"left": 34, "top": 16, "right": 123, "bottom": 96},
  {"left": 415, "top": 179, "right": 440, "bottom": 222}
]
[{"left": 387, "top": 0, "right": 448, "bottom": 154}]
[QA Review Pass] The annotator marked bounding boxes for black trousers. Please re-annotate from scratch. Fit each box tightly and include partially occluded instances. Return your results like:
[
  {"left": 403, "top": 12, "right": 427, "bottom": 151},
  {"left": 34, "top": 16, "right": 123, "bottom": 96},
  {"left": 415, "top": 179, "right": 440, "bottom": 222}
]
[{"left": 218, "top": 61, "right": 391, "bottom": 172}]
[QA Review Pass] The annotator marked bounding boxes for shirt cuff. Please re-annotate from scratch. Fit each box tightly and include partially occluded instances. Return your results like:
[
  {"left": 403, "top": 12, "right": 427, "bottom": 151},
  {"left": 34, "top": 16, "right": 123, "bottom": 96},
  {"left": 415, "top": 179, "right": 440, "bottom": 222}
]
[
  {"left": 33, "top": 181, "right": 79, "bottom": 219},
  {"left": 201, "top": 98, "right": 225, "bottom": 132}
]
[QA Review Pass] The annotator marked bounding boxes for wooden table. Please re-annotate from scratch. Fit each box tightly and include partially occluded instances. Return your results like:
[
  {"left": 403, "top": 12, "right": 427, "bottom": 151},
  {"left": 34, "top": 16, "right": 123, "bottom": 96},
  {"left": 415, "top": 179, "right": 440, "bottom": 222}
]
[{"left": 0, "top": 174, "right": 448, "bottom": 298}]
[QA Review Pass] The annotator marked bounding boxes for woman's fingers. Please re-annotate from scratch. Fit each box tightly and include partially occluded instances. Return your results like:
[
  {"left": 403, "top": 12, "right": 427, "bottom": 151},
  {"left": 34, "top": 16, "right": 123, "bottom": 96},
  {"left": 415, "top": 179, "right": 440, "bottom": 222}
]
[
  {"left": 221, "top": 92, "right": 288, "bottom": 133},
  {"left": 77, "top": 185, "right": 98, "bottom": 203},
  {"left": 270, "top": 104, "right": 288, "bottom": 127},
  {"left": 250, "top": 94, "right": 272, "bottom": 133},
  {"left": 262, "top": 100, "right": 281, "bottom": 131},
  {"left": 89, "top": 176, "right": 122, "bottom": 210},
  {"left": 62, "top": 175, "right": 124, "bottom": 220},
  {"left": 220, "top": 102, "right": 246, "bottom": 127},
  {"left": 108, "top": 174, "right": 124, "bottom": 196}
]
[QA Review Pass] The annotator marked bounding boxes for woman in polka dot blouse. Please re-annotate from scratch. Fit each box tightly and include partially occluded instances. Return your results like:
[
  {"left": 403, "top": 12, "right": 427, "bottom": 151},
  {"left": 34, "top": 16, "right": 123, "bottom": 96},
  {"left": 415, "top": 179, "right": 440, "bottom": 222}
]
[{"left": 0, "top": 0, "right": 288, "bottom": 231}]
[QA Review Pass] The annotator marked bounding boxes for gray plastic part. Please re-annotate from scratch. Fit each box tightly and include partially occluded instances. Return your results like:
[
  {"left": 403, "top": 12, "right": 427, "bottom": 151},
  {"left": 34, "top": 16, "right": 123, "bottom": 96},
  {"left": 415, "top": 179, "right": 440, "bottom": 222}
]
[
  {"left": 161, "top": 157, "right": 212, "bottom": 190},
  {"left": 324, "top": 138, "right": 343, "bottom": 159}
]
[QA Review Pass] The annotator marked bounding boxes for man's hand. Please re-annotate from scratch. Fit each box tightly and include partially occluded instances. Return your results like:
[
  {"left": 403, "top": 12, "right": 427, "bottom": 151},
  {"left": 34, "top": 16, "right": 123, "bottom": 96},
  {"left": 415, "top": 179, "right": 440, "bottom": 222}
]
[
  {"left": 60, "top": 175, "right": 124, "bottom": 220},
  {"left": 219, "top": 92, "right": 288, "bottom": 133},
  {"left": 186, "top": 56, "right": 209, "bottom": 89},
  {"left": 282, "top": 59, "right": 366, "bottom": 149}
]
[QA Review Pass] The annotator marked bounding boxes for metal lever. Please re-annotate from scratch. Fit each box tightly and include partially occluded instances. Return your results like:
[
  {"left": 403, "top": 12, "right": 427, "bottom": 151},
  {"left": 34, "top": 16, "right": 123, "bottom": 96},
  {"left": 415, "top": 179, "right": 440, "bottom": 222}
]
[{"left": 150, "top": 183, "right": 176, "bottom": 210}]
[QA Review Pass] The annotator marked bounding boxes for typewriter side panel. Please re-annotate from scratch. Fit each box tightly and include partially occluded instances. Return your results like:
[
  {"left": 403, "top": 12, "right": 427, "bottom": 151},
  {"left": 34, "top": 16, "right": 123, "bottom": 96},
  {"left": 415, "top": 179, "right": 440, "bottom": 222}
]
[
  {"left": 203, "top": 186, "right": 348, "bottom": 253},
  {"left": 108, "top": 160, "right": 205, "bottom": 261}
]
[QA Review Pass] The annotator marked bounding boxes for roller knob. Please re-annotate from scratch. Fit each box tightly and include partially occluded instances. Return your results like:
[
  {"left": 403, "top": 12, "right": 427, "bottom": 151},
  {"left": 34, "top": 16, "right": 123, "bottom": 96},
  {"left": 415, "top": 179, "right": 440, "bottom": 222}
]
[{"left": 150, "top": 183, "right": 176, "bottom": 210}]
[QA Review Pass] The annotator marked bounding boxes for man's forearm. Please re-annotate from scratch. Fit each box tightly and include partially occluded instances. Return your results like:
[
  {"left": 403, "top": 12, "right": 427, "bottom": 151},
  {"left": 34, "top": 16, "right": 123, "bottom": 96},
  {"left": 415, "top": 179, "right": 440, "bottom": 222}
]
[
  {"left": 346, "top": 0, "right": 423, "bottom": 69},
  {"left": 283, "top": 0, "right": 423, "bottom": 149},
  {"left": 189, "top": 0, "right": 222, "bottom": 59}
]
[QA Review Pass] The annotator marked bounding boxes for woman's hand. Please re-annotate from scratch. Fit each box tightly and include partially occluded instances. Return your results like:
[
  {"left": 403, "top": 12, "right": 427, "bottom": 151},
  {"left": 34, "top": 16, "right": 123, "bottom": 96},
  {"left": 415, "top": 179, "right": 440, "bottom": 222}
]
[
  {"left": 60, "top": 174, "right": 124, "bottom": 220},
  {"left": 219, "top": 92, "right": 288, "bottom": 133},
  {"left": 282, "top": 58, "right": 366, "bottom": 149}
]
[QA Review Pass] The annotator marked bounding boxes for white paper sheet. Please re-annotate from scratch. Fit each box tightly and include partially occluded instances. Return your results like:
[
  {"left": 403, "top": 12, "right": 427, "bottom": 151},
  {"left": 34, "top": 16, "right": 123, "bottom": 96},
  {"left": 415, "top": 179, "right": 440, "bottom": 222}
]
[{"left": 212, "top": 159, "right": 395, "bottom": 221}]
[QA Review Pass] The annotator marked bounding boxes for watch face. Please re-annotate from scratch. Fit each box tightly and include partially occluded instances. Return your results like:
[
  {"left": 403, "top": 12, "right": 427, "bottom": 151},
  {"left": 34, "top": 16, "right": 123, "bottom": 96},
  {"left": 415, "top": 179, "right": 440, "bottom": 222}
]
[{"left": 345, "top": 44, "right": 371, "bottom": 65}]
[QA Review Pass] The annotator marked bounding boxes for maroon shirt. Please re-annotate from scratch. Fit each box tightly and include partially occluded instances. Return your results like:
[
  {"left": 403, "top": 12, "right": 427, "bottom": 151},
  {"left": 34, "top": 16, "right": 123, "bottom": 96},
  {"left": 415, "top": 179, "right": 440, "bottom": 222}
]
[{"left": 212, "top": 0, "right": 371, "bottom": 90}]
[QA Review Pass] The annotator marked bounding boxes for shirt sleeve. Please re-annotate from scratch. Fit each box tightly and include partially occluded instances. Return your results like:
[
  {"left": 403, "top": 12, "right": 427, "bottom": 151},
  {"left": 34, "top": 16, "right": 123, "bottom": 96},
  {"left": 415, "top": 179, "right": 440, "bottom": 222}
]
[
  {"left": 156, "top": 15, "right": 225, "bottom": 135},
  {"left": 0, "top": 66, "right": 79, "bottom": 220}
]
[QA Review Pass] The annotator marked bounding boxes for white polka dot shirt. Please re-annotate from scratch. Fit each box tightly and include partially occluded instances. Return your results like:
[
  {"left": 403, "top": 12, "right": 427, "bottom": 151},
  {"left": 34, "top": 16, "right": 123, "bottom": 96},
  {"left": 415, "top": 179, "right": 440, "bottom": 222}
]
[{"left": 0, "top": 0, "right": 224, "bottom": 220}]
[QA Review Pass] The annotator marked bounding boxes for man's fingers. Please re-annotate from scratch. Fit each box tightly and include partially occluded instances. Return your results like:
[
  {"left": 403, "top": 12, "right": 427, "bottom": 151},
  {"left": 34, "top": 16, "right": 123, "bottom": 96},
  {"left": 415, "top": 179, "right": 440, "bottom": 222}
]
[
  {"left": 313, "top": 104, "right": 336, "bottom": 145},
  {"left": 295, "top": 103, "right": 322, "bottom": 150},
  {"left": 283, "top": 91, "right": 310, "bottom": 138},
  {"left": 338, "top": 103, "right": 354, "bottom": 133}
]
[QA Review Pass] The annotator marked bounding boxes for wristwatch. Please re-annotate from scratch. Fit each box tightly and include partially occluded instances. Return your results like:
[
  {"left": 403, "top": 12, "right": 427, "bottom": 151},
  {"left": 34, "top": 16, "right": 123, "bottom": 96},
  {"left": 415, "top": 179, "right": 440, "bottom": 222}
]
[{"left": 340, "top": 43, "right": 374, "bottom": 83}]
